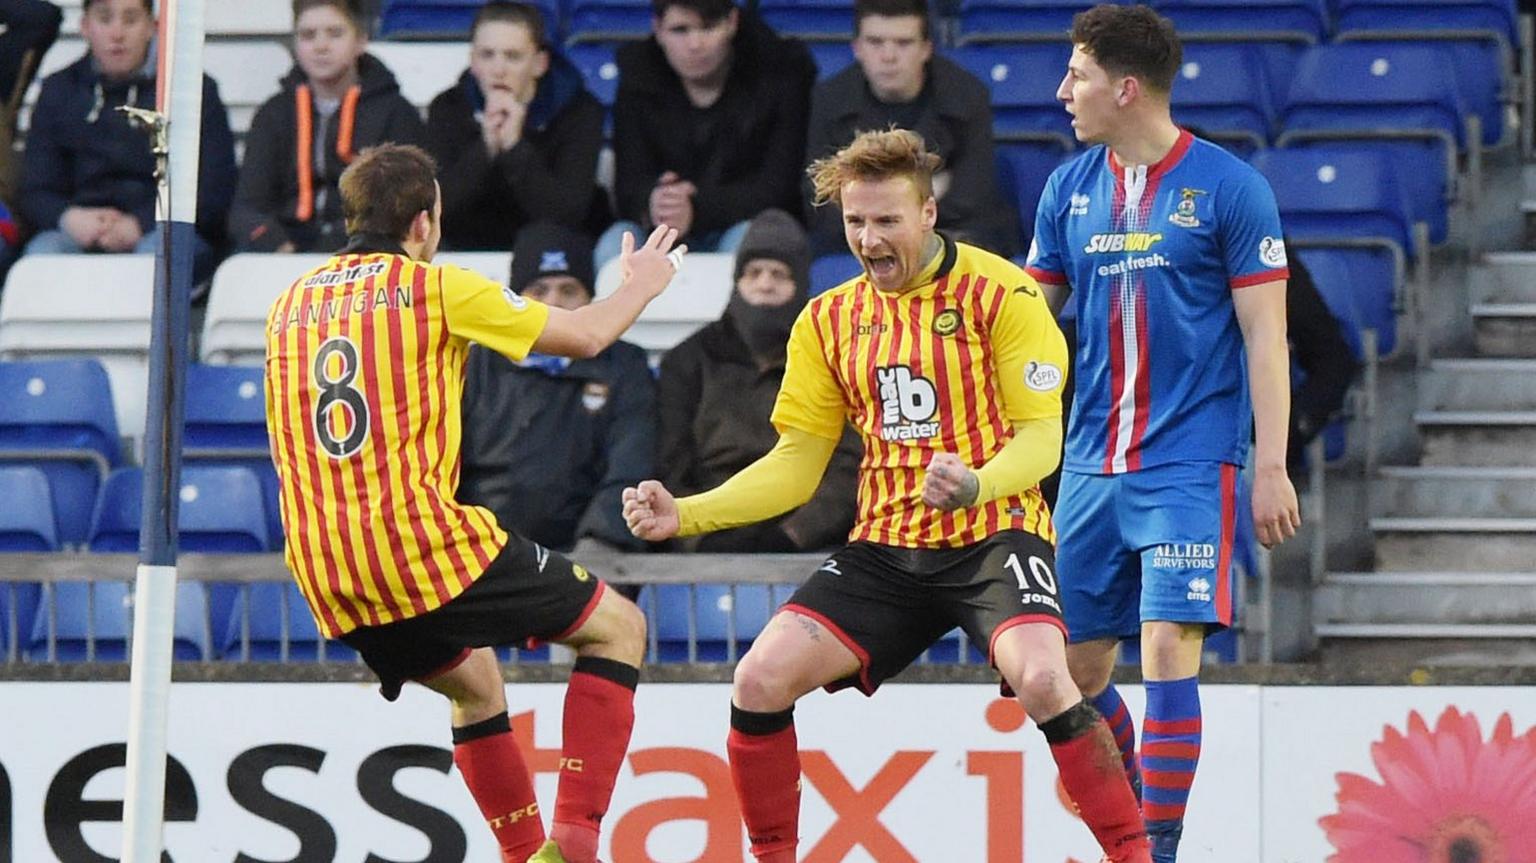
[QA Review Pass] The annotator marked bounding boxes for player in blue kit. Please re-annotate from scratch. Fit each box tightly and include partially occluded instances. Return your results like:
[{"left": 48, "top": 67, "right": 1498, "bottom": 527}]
[{"left": 1026, "top": 6, "right": 1301, "bottom": 861}]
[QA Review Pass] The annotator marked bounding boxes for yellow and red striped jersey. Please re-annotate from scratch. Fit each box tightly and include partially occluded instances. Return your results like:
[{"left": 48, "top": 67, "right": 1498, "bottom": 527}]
[
  {"left": 264, "top": 245, "right": 550, "bottom": 637},
  {"left": 772, "top": 238, "right": 1067, "bottom": 548}
]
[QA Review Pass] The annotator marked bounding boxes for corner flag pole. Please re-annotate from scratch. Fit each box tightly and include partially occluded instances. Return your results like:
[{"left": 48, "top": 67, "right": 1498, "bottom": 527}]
[{"left": 121, "top": 0, "right": 203, "bottom": 858}]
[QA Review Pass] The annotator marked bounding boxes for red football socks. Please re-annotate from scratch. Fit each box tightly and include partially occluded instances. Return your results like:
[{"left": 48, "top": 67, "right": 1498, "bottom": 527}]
[
  {"left": 452, "top": 714, "right": 546, "bottom": 863},
  {"left": 728, "top": 704, "right": 801, "bottom": 862},
  {"left": 1042, "top": 701, "right": 1152, "bottom": 863},
  {"left": 552, "top": 656, "right": 640, "bottom": 863}
]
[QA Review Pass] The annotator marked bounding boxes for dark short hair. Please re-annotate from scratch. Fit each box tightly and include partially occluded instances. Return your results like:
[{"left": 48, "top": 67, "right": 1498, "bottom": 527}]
[
  {"left": 1069, "top": 4, "right": 1181, "bottom": 94},
  {"left": 854, "top": 0, "right": 931, "bottom": 42},
  {"left": 471, "top": 1, "right": 548, "bottom": 49},
  {"left": 340, "top": 145, "right": 438, "bottom": 240},
  {"left": 292, "top": 0, "right": 365, "bottom": 30},
  {"left": 84, "top": 0, "right": 153, "bottom": 13},
  {"left": 808, "top": 127, "right": 942, "bottom": 207},
  {"left": 652, "top": 0, "right": 735, "bottom": 25}
]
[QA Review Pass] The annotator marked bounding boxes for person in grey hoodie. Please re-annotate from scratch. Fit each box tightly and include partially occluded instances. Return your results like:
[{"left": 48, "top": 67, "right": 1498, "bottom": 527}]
[
  {"left": 426, "top": 1, "right": 605, "bottom": 251},
  {"left": 229, "top": 0, "right": 425, "bottom": 253},
  {"left": 656, "top": 208, "right": 861, "bottom": 552}
]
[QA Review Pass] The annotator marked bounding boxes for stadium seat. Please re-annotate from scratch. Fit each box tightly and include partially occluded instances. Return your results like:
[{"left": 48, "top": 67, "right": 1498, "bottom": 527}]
[
  {"left": 1293, "top": 245, "right": 1402, "bottom": 356},
  {"left": 955, "top": 0, "right": 1100, "bottom": 45},
  {"left": 593, "top": 252, "right": 735, "bottom": 355},
  {"left": 1171, "top": 43, "right": 1275, "bottom": 154},
  {"left": 945, "top": 44, "right": 1075, "bottom": 146},
  {"left": 0, "top": 359, "right": 121, "bottom": 545},
  {"left": 204, "top": 41, "right": 290, "bottom": 121},
  {"left": 221, "top": 582, "right": 358, "bottom": 662},
  {"left": 1151, "top": 0, "right": 1326, "bottom": 45},
  {"left": 810, "top": 253, "right": 864, "bottom": 297},
  {"left": 643, "top": 584, "right": 783, "bottom": 662},
  {"left": 183, "top": 364, "right": 282, "bottom": 547},
  {"left": 567, "top": 42, "right": 622, "bottom": 108},
  {"left": 437, "top": 251, "right": 516, "bottom": 283},
  {"left": 997, "top": 141, "right": 1071, "bottom": 254},
  {"left": 807, "top": 40, "right": 855, "bottom": 81},
  {"left": 757, "top": 0, "right": 855, "bottom": 41},
  {"left": 0, "top": 254, "right": 155, "bottom": 440},
  {"left": 26, "top": 580, "right": 212, "bottom": 662},
  {"left": 202, "top": 253, "right": 330, "bottom": 365},
  {"left": 366, "top": 43, "right": 470, "bottom": 108},
  {"left": 1277, "top": 43, "right": 1467, "bottom": 243},
  {"left": 1333, "top": 0, "right": 1518, "bottom": 54},
  {"left": 205, "top": 0, "right": 296, "bottom": 36},
  {"left": 566, "top": 0, "right": 652, "bottom": 45},
  {"left": 0, "top": 467, "right": 57, "bottom": 660},
  {"left": 379, "top": 0, "right": 565, "bottom": 41},
  {"left": 1251, "top": 146, "right": 1417, "bottom": 259},
  {"left": 88, "top": 466, "right": 271, "bottom": 554},
  {"left": 1332, "top": 36, "right": 1507, "bottom": 149}
]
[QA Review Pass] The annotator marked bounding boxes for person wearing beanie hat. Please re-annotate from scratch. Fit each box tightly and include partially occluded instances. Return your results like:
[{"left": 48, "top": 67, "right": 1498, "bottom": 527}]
[
  {"left": 458, "top": 221, "right": 658, "bottom": 561},
  {"left": 655, "top": 208, "right": 861, "bottom": 553}
]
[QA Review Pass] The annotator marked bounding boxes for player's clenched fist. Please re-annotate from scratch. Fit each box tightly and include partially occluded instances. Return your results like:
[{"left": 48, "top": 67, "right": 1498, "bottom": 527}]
[
  {"left": 922, "top": 452, "right": 980, "bottom": 512},
  {"left": 623, "top": 480, "right": 681, "bottom": 541}
]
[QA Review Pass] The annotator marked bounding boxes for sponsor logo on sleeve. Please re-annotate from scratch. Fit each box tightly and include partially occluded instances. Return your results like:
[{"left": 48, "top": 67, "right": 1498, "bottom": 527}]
[
  {"left": 502, "top": 286, "right": 529, "bottom": 310},
  {"left": 1024, "top": 361, "right": 1063, "bottom": 392},
  {"left": 1259, "top": 236, "right": 1288, "bottom": 269}
]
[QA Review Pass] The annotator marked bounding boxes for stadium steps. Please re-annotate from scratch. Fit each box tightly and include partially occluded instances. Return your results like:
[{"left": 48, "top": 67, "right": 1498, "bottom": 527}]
[
  {"left": 1414, "top": 410, "right": 1536, "bottom": 466},
  {"left": 1417, "top": 358, "right": 1536, "bottom": 411},
  {"left": 1316, "top": 572, "right": 1536, "bottom": 627},
  {"left": 1467, "top": 252, "right": 1536, "bottom": 356}
]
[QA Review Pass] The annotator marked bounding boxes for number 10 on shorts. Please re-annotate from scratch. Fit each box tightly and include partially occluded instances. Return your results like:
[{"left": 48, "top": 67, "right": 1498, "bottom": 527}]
[{"left": 1005, "top": 552, "right": 1061, "bottom": 611}]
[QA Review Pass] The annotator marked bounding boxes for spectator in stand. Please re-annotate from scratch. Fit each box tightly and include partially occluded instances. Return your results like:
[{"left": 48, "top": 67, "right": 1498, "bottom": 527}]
[
  {"left": 458, "top": 222, "right": 657, "bottom": 561},
  {"left": 656, "top": 208, "right": 860, "bottom": 552},
  {"left": 427, "top": 1, "right": 604, "bottom": 251},
  {"left": 602, "top": 0, "right": 816, "bottom": 265},
  {"left": 1, "top": 0, "right": 63, "bottom": 206},
  {"left": 17, "top": 0, "right": 235, "bottom": 277},
  {"left": 230, "top": 0, "right": 425, "bottom": 253},
  {"left": 804, "top": 0, "right": 1019, "bottom": 257},
  {"left": 1283, "top": 251, "right": 1358, "bottom": 470}
]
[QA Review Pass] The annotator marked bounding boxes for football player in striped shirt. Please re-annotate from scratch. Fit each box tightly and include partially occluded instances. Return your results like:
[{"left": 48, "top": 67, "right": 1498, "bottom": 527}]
[
  {"left": 1029, "top": 7, "right": 1301, "bottom": 860},
  {"left": 265, "top": 143, "right": 684, "bottom": 863},
  {"left": 624, "top": 128, "right": 1151, "bottom": 863}
]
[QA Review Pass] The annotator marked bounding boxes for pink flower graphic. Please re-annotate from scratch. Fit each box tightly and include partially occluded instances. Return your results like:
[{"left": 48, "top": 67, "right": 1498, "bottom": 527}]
[{"left": 1320, "top": 707, "right": 1536, "bottom": 862}]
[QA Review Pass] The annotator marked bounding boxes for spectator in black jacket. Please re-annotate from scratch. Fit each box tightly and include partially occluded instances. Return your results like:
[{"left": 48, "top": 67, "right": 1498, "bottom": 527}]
[
  {"left": 1286, "top": 251, "right": 1358, "bottom": 469},
  {"left": 427, "top": 1, "right": 604, "bottom": 251},
  {"left": 805, "top": 0, "right": 1018, "bottom": 256},
  {"left": 1, "top": 0, "right": 62, "bottom": 206},
  {"left": 656, "top": 208, "right": 861, "bottom": 552},
  {"left": 458, "top": 222, "right": 658, "bottom": 556},
  {"left": 230, "top": 0, "right": 425, "bottom": 253},
  {"left": 17, "top": 0, "right": 235, "bottom": 277},
  {"left": 600, "top": 0, "right": 816, "bottom": 265}
]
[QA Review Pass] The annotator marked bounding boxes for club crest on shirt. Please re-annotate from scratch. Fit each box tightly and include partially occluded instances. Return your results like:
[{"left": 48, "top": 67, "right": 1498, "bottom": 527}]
[
  {"left": 582, "top": 381, "right": 610, "bottom": 412},
  {"left": 1169, "top": 187, "right": 1206, "bottom": 228},
  {"left": 933, "top": 309, "right": 962, "bottom": 336}
]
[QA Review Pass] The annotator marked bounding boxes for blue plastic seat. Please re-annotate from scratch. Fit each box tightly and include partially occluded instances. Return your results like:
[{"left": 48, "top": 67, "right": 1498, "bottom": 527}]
[
  {"left": 945, "top": 44, "right": 1075, "bottom": 146},
  {"left": 26, "top": 580, "right": 212, "bottom": 661},
  {"left": 810, "top": 253, "right": 863, "bottom": 297},
  {"left": 220, "top": 582, "right": 359, "bottom": 662},
  {"left": 183, "top": 364, "right": 282, "bottom": 550},
  {"left": 1333, "top": 0, "right": 1517, "bottom": 53},
  {"left": 1171, "top": 43, "right": 1275, "bottom": 154},
  {"left": 1152, "top": 0, "right": 1327, "bottom": 45},
  {"left": 0, "top": 466, "right": 57, "bottom": 659},
  {"left": 379, "top": 0, "right": 565, "bottom": 41},
  {"left": 0, "top": 359, "right": 121, "bottom": 545},
  {"left": 997, "top": 141, "right": 1072, "bottom": 254},
  {"left": 566, "top": 0, "right": 651, "bottom": 44},
  {"left": 955, "top": 0, "right": 1106, "bottom": 45},
  {"left": 567, "top": 41, "right": 621, "bottom": 108},
  {"left": 757, "top": 0, "right": 854, "bottom": 41},
  {"left": 644, "top": 584, "right": 782, "bottom": 662},
  {"left": 807, "top": 40, "right": 855, "bottom": 81},
  {"left": 1293, "top": 245, "right": 1401, "bottom": 356},
  {"left": 1251, "top": 146, "right": 1416, "bottom": 259}
]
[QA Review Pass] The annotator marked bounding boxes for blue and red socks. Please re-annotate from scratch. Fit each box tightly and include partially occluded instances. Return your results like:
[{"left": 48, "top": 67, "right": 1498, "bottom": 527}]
[
  {"left": 1142, "top": 676, "right": 1202, "bottom": 862},
  {"left": 1089, "top": 684, "right": 1142, "bottom": 802}
]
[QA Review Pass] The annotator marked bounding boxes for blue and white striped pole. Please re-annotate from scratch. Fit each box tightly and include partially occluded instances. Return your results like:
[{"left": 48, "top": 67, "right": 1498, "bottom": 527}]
[{"left": 122, "top": 0, "right": 202, "bottom": 858}]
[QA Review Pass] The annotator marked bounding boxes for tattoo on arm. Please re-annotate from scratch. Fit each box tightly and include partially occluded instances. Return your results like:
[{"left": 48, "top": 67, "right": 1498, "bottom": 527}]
[{"left": 796, "top": 615, "right": 822, "bottom": 641}]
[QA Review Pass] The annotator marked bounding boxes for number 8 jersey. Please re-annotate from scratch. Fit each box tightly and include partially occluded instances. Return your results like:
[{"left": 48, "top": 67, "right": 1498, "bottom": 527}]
[{"left": 265, "top": 244, "right": 550, "bottom": 638}]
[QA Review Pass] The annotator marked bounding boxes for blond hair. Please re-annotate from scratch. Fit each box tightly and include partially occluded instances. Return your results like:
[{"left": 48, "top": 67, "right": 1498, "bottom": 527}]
[{"left": 807, "top": 128, "right": 944, "bottom": 208}]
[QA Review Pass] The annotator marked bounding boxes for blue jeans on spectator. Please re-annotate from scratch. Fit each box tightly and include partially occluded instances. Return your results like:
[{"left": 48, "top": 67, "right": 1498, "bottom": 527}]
[
  {"left": 25, "top": 226, "right": 216, "bottom": 283},
  {"left": 595, "top": 219, "right": 752, "bottom": 269}
]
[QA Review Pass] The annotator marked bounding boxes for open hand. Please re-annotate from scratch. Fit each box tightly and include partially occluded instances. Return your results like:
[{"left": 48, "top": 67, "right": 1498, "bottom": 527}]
[
  {"left": 623, "top": 480, "right": 680, "bottom": 541},
  {"left": 618, "top": 223, "right": 685, "bottom": 300}
]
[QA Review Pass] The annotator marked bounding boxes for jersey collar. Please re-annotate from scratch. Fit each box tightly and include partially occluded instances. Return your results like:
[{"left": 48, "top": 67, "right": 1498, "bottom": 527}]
[
  {"left": 341, "top": 233, "right": 409, "bottom": 257},
  {"left": 1105, "top": 127, "right": 1194, "bottom": 183}
]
